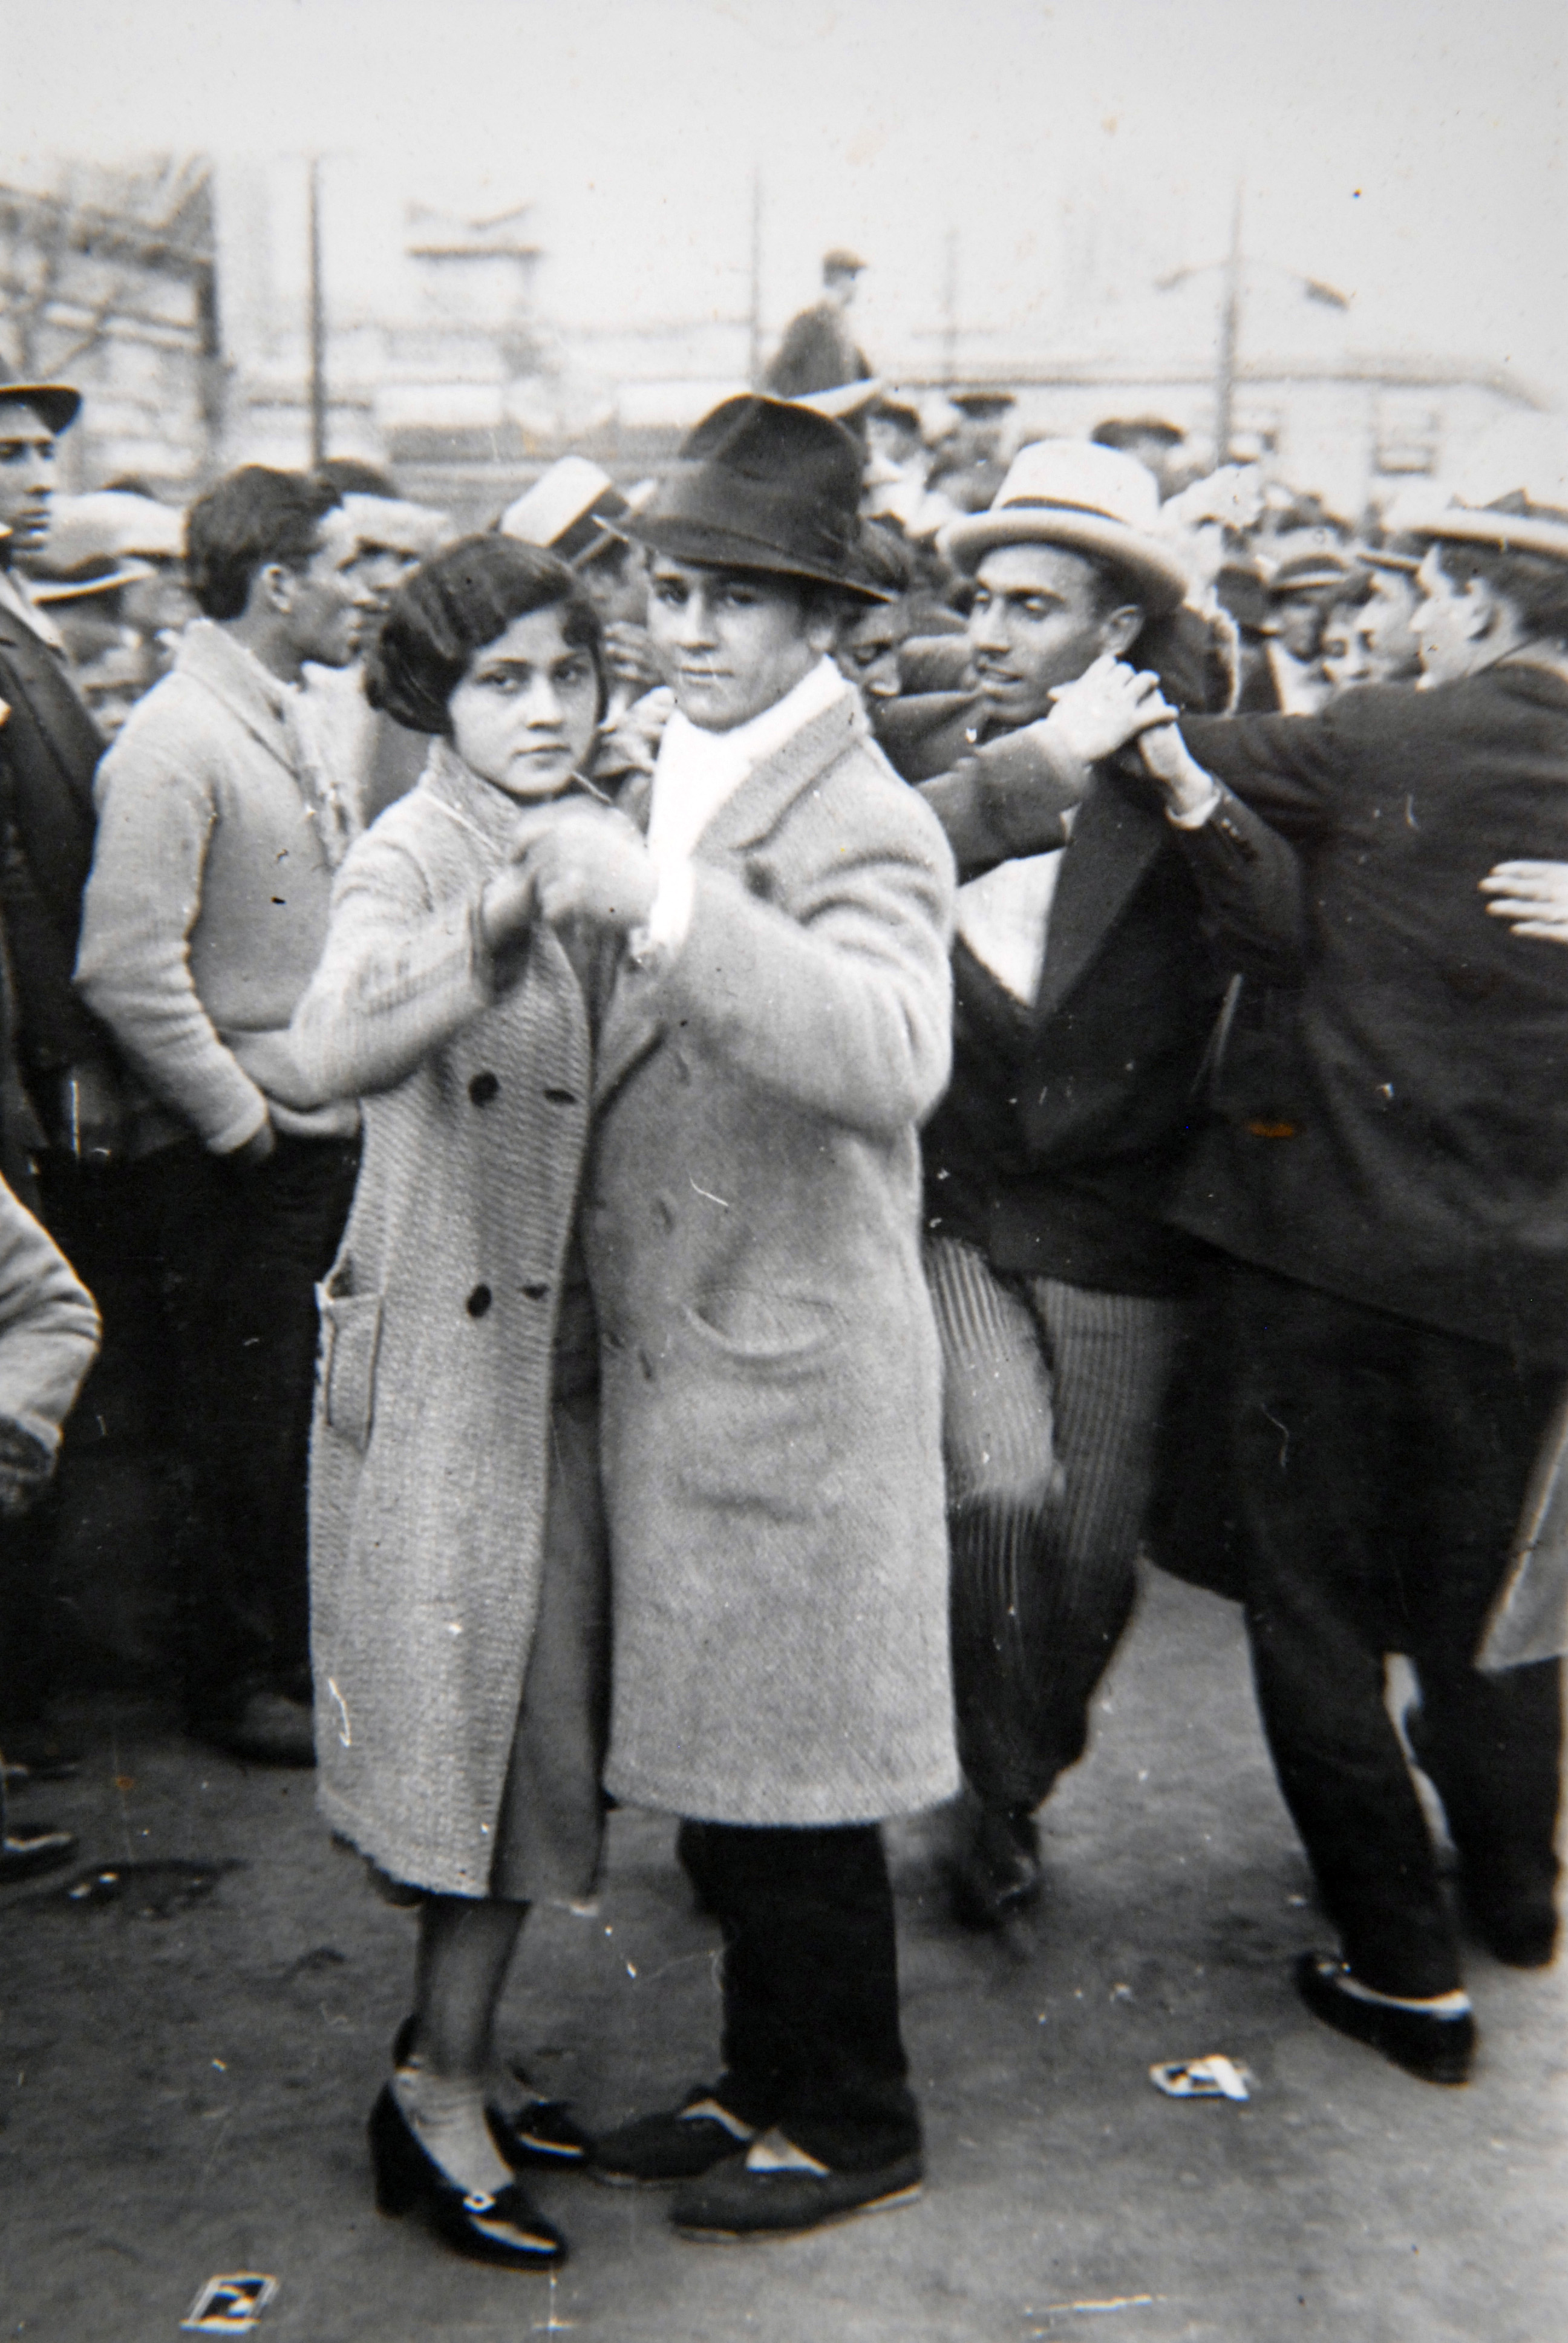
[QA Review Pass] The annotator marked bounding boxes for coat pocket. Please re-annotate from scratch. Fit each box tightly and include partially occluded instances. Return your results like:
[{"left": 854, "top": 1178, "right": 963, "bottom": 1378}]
[
  {"left": 667, "top": 1297, "right": 839, "bottom": 1519},
  {"left": 317, "top": 1288, "right": 384, "bottom": 1453}
]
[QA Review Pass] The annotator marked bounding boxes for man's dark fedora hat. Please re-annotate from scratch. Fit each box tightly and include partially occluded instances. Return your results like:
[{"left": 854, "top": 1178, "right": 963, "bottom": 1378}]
[
  {"left": 624, "top": 394, "right": 887, "bottom": 601},
  {"left": 0, "top": 368, "right": 82, "bottom": 436}
]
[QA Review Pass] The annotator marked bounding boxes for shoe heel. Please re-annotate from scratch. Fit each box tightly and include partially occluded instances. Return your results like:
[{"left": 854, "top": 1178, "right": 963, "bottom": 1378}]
[{"left": 368, "top": 2085, "right": 419, "bottom": 2217}]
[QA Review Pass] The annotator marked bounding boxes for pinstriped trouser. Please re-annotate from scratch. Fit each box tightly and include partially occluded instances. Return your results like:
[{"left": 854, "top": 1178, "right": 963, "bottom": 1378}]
[{"left": 926, "top": 1235, "right": 1183, "bottom": 1812}]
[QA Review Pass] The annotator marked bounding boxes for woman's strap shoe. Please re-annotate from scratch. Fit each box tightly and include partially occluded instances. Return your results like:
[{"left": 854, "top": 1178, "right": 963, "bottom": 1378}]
[
  {"left": 1295, "top": 1954, "right": 1475, "bottom": 2085},
  {"left": 390, "top": 2019, "right": 592, "bottom": 2171},
  {"left": 0, "top": 1824, "right": 77, "bottom": 1885},
  {"left": 367, "top": 2084, "right": 567, "bottom": 2269}
]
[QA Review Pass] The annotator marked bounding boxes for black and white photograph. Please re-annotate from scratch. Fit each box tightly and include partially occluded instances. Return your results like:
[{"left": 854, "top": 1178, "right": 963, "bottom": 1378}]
[{"left": 1, "top": 3, "right": 1565, "bottom": 2336}]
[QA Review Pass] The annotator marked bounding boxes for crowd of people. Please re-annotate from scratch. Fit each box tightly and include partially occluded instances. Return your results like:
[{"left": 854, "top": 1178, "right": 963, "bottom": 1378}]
[{"left": 0, "top": 292, "right": 1566, "bottom": 2272}]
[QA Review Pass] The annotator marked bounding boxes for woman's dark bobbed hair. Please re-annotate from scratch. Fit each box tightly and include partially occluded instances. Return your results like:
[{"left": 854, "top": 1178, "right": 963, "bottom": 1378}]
[{"left": 367, "top": 534, "right": 604, "bottom": 735}]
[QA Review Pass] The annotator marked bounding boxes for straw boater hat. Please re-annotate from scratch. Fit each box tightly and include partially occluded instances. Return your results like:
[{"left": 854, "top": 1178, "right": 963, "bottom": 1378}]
[
  {"left": 498, "top": 456, "right": 632, "bottom": 569},
  {"left": 30, "top": 552, "right": 156, "bottom": 606},
  {"left": 624, "top": 393, "right": 887, "bottom": 601},
  {"left": 1409, "top": 491, "right": 1568, "bottom": 567},
  {"left": 943, "top": 441, "right": 1189, "bottom": 614},
  {"left": 0, "top": 366, "right": 81, "bottom": 436},
  {"left": 39, "top": 490, "right": 183, "bottom": 574},
  {"left": 1268, "top": 549, "right": 1365, "bottom": 600}
]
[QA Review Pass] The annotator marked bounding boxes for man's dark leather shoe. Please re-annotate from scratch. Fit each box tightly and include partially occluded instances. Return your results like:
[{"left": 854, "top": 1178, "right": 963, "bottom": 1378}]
[
  {"left": 592, "top": 2090, "right": 757, "bottom": 2187},
  {"left": 671, "top": 2136, "right": 924, "bottom": 2240},
  {"left": 950, "top": 1802, "right": 1042, "bottom": 1930},
  {"left": 0, "top": 1823, "right": 77, "bottom": 1884},
  {"left": 1295, "top": 1953, "right": 1475, "bottom": 2085}
]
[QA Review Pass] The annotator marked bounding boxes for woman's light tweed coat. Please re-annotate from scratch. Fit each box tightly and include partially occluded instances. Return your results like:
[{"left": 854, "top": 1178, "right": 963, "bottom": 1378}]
[
  {"left": 589, "top": 683, "right": 962, "bottom": 1824},
  {"left": 285, "top": 747, "right": 593, "bottom": 1897}
]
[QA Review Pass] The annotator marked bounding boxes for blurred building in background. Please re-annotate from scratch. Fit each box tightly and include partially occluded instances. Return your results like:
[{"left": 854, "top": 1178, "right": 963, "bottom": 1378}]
[
  {"left": 0, "top": 157, "right": 221, "bottom": 492},
  {"left": 0, "top": 152, "right": 1557, "bottom": 527}
]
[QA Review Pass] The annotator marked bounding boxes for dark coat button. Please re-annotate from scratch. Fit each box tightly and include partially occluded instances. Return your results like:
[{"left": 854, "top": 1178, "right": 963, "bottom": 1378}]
[
  {"left": 652, "top": 1196, "right": 675, "bottom": 1231},
  {"left": 543, "top": 1087, "right": 577, "bottom": 1106},
  {"left": 466, "top": 1284, "right": 493, "bottom": 1318},
  {"left": 521, "top": 1282, "right": 549, "bottom": 1301},
  {"left": 469, "top": 1072, "right": 500, "bottom": 1106}
]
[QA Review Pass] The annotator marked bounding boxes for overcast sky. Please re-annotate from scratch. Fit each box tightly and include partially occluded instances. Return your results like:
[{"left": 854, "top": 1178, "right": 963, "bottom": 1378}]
[{"left": 5, "top": 0, "right": 1567, "bottom": 397}]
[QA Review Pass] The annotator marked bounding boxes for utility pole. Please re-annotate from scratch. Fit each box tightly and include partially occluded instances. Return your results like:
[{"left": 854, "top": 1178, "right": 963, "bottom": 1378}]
[
  {"left": 1214, "top": 179, "right": 1243, "bottom": 465},
  {"left": 941, "top": 228, "right": 960, "bottom": 387},
  {"left": 746, "top": 169, "right": 763, "bottom": 386},
  {"left": 307, "top": 155, "right": 327, "bottom": 467}
]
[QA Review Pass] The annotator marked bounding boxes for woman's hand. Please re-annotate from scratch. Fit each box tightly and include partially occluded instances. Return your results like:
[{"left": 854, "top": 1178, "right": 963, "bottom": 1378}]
[
  {"left": 1480, "top": 861, "right": 1568, "bottom": 943},
  {"left": 478, "top": 860, "right": 538, "bottom": 954},
  {"left": 505, "top": 802, "right": 658, "bottom": 936},
  {"left": 1046, "top": 654, "right": 1175, "bottom": 764}
]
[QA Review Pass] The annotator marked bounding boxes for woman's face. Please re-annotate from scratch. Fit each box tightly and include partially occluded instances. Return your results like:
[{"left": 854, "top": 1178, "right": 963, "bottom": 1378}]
[{"left": 447, "top": 605, "right": 600, "bottom": 799}]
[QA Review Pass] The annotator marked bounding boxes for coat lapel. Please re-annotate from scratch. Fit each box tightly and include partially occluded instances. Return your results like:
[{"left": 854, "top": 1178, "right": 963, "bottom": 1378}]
[
  {"left": 1033, "top": 764, "right": 1168, "bottom": 1020},
  {"left": 593, "top": 693, "right": 863, "bottom": 1111},
  {"left": 0, "top": 617, "right": 101, "bottom": 814}
]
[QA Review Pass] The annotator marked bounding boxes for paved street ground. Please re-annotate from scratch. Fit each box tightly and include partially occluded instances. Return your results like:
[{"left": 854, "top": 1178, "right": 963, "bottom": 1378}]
[{"left": 3, "top": 1566, "right": 1564, "bottom": 2343}]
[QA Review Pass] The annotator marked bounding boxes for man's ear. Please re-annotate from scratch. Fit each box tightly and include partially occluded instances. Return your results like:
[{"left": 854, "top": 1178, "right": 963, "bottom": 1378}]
[
  {"left": 1459, "top": 575, "right": 1502, "bottom": 644},
  {"left": 253, "top": 560, "right": 295, "bottom": 619},
  {"left": 1100, "top": 604, "right": 1145, "bottom": 659},
  {"left": 804, "top": 604, "right": 842, "bottom": 658}
]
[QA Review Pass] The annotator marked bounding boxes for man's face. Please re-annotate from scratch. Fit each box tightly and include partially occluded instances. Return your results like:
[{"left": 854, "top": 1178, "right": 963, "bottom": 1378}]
[
  {"left": 282, "top": 505, "right": 377, "bottom": 669},
  {"left": 825, "top": 267, "right": 859, "bottom": 310},
  {"left": 835, "top": 603, "right": 908, "bottom": 703},
  {"left": 647, "top": 556, "right": 825, "bottom": 732},
  {"left": 967, "top": 543, "right": 1140, "bottom": 728},
  {"left": 1413, "top": 546, "right": 1491, "bottom": 689},
  {"left": 580, "top": 538, "right": 649, "bottom": 628},
  {"left": 1361, "top": 568, "right": 1422, "bottom": 682},
  {"left": 1272, "top": 593, "right": 1329, "bottom": 661},
  {"left": 344, "top": 543, "right": 420, "bottom": 640},
  {"left": 0, "top": 401, "right": 58, "bottom": 555},
  {"left": 1318, "top": 605, "right": 1374, "bottom": 694}
]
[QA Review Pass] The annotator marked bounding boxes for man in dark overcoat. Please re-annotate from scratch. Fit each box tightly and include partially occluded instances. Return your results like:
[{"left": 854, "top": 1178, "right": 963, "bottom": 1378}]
[{"left": 1134, "top": 493, "right": 1568, "bottom": 2082}]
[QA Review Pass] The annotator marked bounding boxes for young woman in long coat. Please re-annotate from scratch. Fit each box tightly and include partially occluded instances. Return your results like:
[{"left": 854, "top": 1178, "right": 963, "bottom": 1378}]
[{"left": 254, "top": 537, "right": 624, "bottom": 2273}]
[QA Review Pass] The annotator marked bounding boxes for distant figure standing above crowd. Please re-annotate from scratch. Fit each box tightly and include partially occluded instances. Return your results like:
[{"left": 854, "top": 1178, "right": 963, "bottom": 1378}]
[{"left": 762, "top": 249, "right": 874, "bottom": 399}]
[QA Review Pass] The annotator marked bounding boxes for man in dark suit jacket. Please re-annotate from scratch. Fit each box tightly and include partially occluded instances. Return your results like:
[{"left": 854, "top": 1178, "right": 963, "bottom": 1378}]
[
  {"left": 0, "top": 370, "right": 146, "bottom": 1746},
  {"left": 1135, "top": 495, "right": 1568, "bottom": 2083},
  {"left": 889, "top": 441, "right": 1293, "bottom": 1927},
  {"left": 0, "top": 373, "right": 123, "bottom": 1172}
]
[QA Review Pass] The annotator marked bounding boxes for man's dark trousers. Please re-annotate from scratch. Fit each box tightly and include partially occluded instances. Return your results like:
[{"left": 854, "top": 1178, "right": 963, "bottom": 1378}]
[
  {"left": 677, "top": 1820, "right": 920, "bottom": 2171},
  {"left": 1229, "top": 1263, "right": 1563, "bottom": 1999},
  {"left": 131, "top": 1130, "right": 360, "bottom": 1726}
]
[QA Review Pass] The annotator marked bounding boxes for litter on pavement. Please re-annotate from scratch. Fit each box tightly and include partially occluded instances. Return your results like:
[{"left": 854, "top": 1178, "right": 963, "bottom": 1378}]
[
  {"left": 180, "top": 2273, "right": 278, "bottom": 2333},
  {"left": 1149, "top": 2055, "right": 1252, "bottom": 2101}
]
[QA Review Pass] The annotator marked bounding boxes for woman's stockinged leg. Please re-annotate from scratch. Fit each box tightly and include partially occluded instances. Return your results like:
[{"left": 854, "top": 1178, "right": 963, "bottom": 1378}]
[{"left": 396, "top": 1894, "right": 529, "bottom": 2195}]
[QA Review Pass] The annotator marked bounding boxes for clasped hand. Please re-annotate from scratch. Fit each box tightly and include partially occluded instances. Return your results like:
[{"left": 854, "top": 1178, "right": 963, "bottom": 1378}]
[
  {"left": 480, "top": 800, "right": 657, "bottom": 952},
  {"left": 1047, "top": 653, "right": 1175, "bottom": 764}
]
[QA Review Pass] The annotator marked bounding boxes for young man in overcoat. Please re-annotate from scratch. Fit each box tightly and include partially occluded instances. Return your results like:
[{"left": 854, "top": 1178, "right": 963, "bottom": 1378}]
[{"left": 498, "top": 393, "right": 959, "bottom": 2240}]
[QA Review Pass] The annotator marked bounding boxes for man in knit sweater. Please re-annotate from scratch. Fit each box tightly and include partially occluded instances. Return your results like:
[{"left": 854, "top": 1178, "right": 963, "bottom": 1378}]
[{"left": 76, "top": 467, "right": 373, "bottom": 1764}]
